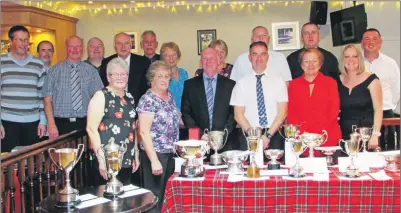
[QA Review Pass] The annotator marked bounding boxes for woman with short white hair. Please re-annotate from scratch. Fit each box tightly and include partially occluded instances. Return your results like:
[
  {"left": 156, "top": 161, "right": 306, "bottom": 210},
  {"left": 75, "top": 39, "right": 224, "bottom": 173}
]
[{"left": 86, "top": 57, "right": 140, "bottom": 186}]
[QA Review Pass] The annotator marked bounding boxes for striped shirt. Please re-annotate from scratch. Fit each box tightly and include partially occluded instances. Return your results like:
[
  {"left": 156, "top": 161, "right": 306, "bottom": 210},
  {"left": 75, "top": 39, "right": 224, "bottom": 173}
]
[
  {"left": 0, "top": 52, "right": 47, "bottom": 125},
  {"left": 42, "top": 59, "right": 103, "bottom": 118}
]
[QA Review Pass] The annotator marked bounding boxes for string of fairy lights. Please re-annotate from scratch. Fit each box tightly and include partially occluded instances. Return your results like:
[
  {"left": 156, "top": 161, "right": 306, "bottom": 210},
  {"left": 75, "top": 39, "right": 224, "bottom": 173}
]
[{"left": 20, "top": 1, "right": 400, "bottom": 16}]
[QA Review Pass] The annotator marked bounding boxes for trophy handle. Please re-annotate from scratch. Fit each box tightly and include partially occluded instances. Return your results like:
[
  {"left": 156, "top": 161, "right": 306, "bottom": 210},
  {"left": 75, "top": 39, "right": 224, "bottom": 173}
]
[
  {"left": 222, "top": 128, "right": 229, "bottom": 148},
  {"left": 48, "top": 148, "right": 61, "bottom": 170},
  {"left": 204, "top": 128, "right": 209, "bottom": 135},
  {"left": 321, "top": 130, "right": 328, "bottom": 145},
  {"left": 339, "top": 139, "right": 348, "bottom": 155},
  {"left": 242, "top": 128, "right": 250, "bottom": 150},
  {"left": 75, "top": 144, "right": 85, "bottom": 165},
  {"left": 352, "top": 125, "right": 358, "bottom": 133},
  {"left": 278, "top": 125, "right": 286, "bottom": 139},
  {"left": 121, "top": 141, "right": 128, "bottom": 154}
]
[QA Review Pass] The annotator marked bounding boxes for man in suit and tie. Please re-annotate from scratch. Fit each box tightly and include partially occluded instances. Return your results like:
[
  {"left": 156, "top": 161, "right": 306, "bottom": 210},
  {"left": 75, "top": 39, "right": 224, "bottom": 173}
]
[
  {"left": 100, "top": 32, "right": 150, "bottom": 105},
  {"left": 181, "top": 47, "right": 237, "bottom": 154}
]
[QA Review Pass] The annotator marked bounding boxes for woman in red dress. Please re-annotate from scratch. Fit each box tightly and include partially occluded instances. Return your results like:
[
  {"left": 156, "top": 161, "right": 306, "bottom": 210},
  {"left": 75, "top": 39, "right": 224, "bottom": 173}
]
[{"left": 287, "top": 48, "right": 341, "bottom": 156}]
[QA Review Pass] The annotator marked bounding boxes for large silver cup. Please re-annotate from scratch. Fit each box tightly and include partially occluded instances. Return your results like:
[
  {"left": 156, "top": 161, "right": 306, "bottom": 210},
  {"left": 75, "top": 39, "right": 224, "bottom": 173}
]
[
  {"left": 299, "top": 130, "right": 328, "bottom": 158},
  {"left": 174, "top": 140, "right": 210, "bottom": 178},
  {"left": 48, "top": 144, "right": 84, "bottom": 208},
  {"left": 289, "top": 139, "right": 308, "bottom": 178},
  {"left": 98, "top": 140, "right": 127, "bottom": 197},
  {"left": 353, "top": 125, "right": 373, "bottom": 152},
  {"left": 340, "top": 136, "right": 362, "bottom": 178},
  {"left": 204, "top": 128, "right": 228, "bottom": 165}
]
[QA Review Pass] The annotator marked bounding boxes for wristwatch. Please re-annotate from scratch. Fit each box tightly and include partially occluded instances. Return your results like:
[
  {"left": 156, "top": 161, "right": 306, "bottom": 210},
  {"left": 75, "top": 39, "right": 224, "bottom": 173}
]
[
  {"left": 266, "top": 132, "right": 273, "bottom": 139},
  {"left": 372, "top": 130, "right": 382, "bottom": 137}
]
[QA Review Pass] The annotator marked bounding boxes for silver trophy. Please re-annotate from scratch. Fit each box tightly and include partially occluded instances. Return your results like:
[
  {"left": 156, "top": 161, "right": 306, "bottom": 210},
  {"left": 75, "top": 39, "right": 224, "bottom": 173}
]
[
  {"left": 98, "top": 139, "right": 127, "bottom": 197},
  {"left": 174, "top": 140, "right": 210, "bottom": 178},
  {"left": 264, "top": 149, "right": 284, "bottom": 170},
  {"left": 353, "top": 125, "right": 373, "bottom": 152},
  {"left": 289, "top": 139, "right": 308, "bottom": 178},
  {"left": 221, "top": 150, "right": 249, "bottom": 173},
  {"left": 340, "top": 134, "right": 362, "bottom": 178},
  {"left": 204, "top": 128, "right": 228, "bottom": 165},
  {"left": 299, "top": 130, "right": 328, "bottom": 158},
  {"left": 381, "top": 151, "right": 400, "bottom": 171},
  {"left": 48, "top": 144, "right": 85, "bottom": 208}
]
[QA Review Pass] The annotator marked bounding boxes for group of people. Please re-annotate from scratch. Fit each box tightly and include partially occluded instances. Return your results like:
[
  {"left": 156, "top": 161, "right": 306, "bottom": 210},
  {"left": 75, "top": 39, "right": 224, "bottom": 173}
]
[{"left": 1, "top": 22, "right": 399, "bottom": 211}]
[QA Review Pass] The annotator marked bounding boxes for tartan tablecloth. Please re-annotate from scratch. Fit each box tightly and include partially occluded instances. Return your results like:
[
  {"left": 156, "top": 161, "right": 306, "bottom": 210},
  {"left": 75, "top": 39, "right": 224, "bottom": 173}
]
[{"left": 162, "top": 168, "right": 400, "bottom": 213}]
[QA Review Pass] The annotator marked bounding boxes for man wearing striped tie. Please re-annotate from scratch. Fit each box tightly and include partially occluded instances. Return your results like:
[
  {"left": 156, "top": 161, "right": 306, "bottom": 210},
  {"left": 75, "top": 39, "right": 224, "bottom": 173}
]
[
  {"left": 230, "top": 41, "right": 288, "bottom": 156},
  {"left": 43, "top": 35, "right": 103, "bottom": 139},
  {"left": 181, "top": 48, "right": 237, "bottom": 156}
]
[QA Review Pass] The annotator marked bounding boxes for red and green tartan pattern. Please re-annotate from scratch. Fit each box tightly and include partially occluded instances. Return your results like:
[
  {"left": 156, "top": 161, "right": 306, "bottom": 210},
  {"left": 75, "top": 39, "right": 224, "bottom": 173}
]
[{"left": 162, "top": 168, "right": 400, "bottom": 213}]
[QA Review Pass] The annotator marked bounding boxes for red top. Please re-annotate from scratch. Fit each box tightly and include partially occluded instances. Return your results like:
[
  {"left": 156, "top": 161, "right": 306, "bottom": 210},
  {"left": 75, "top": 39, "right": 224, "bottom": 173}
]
[{"left": 288, "top": 72, "right": 342, "bottom": 156}]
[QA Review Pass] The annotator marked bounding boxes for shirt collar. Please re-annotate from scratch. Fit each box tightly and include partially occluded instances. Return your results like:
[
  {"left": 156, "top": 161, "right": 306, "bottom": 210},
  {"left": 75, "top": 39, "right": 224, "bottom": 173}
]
[
  {"left": 301, "top": 72, "right": 323, "bottom": 84},
  {"left": 203, "top": 72, "right": 218, "bottom": 81},
  {"left": 252, "top": 67, "right": 268, "bottom": 76},
  {"left": 66, "top": 59, "right": 81, "bottom": 67},
  {"left": 362, "top": 51, "right": 383, "bottom": 63}
]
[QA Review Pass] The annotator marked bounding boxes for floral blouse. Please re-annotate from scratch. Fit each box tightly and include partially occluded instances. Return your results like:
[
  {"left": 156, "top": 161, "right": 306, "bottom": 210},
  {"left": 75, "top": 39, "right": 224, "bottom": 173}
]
[
  {"left": 136, "top": 89, "right": 180, "bottom": 153},
  {"left": 168, "top": 67, "right": 188, "bottom": 110},
  {"left": 98, "top": 88, "right": 136, "bottom": 168},
  {"left": 194, "top": 63, "right": 233, "bottom": 78}
]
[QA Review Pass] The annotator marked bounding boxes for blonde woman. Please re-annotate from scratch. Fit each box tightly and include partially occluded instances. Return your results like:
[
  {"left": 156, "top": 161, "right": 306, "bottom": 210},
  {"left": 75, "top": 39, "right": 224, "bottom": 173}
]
[{"left": 337, "top": 44, "right": 383, "bottom": 150}]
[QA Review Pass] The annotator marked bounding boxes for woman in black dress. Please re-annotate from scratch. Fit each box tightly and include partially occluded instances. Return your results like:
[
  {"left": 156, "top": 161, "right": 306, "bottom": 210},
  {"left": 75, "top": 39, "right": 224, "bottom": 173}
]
[{"left": 337, "top": 44, "right": 382, "bottom": 150}]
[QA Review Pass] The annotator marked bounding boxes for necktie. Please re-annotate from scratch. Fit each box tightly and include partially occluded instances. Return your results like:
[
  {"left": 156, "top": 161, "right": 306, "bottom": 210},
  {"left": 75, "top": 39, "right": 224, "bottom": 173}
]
[
  {"left": 206, "top": 78, "right": 214, "bottom": 129},
  {"left": 71, "top": 64, "right": 83, "bottom": 111},
  {"left": 256, "top": 74, "right": 268, "bottom": 127}
]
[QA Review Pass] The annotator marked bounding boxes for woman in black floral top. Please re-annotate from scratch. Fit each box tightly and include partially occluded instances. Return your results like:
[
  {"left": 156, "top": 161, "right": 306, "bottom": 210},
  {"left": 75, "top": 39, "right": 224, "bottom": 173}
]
[
  {"left": 87, "top": 58, "right": 139, "bottom": 186},
  {"left": 194, "top": 39, "right": 233, "bottom": 78}
]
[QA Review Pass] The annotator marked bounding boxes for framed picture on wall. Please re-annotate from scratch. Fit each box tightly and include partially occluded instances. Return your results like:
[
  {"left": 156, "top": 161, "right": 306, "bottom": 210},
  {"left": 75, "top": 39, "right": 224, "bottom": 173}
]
[
  {"left": 271, "top": 22, "right": 300, "bottom": 51},
  {"left": 124, "top": 31, "right": 139, "bottom": 53},
  {"left": 197, "top": 29, "right": 216, "bottom": 55}
]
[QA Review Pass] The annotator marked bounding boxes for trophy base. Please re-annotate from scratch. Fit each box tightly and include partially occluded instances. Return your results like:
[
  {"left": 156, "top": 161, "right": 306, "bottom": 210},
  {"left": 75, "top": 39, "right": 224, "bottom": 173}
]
[
  {"left": 209, "top": 155, "right": 224, "bottom": 166},
  {"left": 289, "top": 173, "right": 306, "bottom": 178},
  {"left": 267, "top": 163, "right": 281, "bottom": 170},
  {"left": 345, "top": 168, "right": 360, "bottom": 178},
  {"left": 385, "top": 163, "right": 400, "bottom": 172},
  {"left": 104, "top": 190, "right": 124, "bottom": 198},
  {"left": 55, "top": 200, "right": 81, "bottom": 208},
  {"left": 180, "top": 164, "right": 204, "bottom": 178}
]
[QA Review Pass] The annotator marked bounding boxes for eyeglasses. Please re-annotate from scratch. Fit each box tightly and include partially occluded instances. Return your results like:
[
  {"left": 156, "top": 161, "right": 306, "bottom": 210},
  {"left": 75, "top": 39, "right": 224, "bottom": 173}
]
[
  {"left": 13, "top": 38, "right": 29, "bottom": 43},
  {"left": 155, "top": 75, "right": 171, "bottom": 80},
  {"left": 109, "top": 73, "right": 128, "bottom": 78}
]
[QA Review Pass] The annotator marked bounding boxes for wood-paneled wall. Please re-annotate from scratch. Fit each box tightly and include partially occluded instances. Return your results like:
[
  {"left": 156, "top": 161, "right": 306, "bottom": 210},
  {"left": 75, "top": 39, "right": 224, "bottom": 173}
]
[{"left": 1, "top": 2, "right": 78, "bottom": 63}]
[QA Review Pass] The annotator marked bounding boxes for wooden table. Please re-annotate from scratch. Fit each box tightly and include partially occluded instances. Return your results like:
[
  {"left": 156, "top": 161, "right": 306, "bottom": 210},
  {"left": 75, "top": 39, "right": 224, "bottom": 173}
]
[{"left": 39, "top": 185, "right": 158, "bottom": 213}]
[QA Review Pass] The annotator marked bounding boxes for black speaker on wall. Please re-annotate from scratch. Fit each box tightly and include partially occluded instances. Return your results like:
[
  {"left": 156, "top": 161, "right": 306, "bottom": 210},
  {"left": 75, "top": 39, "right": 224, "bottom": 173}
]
[{"left": 310, "top": 1, "right": 328, "bottom": 25}]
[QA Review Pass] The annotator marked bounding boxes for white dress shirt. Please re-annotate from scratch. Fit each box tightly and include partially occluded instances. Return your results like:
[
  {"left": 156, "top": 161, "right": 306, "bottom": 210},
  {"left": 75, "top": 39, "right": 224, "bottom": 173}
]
[
  {"left": 364, "top": 52, "right": 400, "bottom": 111},
  {"left": 230, "top": 50, "right": 292, "bottom": 82},
  {"left": 230, "top": 69, "right": 288, "bottom": 128}
]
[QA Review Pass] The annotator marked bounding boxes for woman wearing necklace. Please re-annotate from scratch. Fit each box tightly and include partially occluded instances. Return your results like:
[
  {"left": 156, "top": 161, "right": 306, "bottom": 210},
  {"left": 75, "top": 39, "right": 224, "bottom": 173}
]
[
  {"left": 337, "top": 44, "right": 382, "bottom": 150},
  {"left": 287, "top": 48, "right": 342, "bottom": 157},
  {"left": 160, "top": 42, "right": 188, "bottom": 110},
  {"left": 86, "top": 58, "right": 140, "bottom": 186},
  {"left": 137, "top": 60, "right": 180, "bottom": 211}
]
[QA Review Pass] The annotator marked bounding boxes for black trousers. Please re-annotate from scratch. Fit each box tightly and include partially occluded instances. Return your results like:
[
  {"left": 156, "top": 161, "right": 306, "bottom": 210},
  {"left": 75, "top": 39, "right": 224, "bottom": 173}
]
[
  {"left": 380, "top": 110, "right": 396, "bottom": 150},
  {"left": 1, "top": 120, "right": 39, "bottom": 152},
  {"left": 54, "top": 117, "right": 87, "bottom": 135},
  {"left": 140, "top": 151, "right": 175, "bottom": 212}
]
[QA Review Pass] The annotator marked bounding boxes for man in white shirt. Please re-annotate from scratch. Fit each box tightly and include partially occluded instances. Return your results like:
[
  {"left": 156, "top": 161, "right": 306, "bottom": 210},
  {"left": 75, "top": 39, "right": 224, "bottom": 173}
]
[
  {"left": 230, "top": 26, "right": 292, "bottom": 84},
  {"left": 230, "top": 41, "right": 288, "bottom": 163},
  {"left": 362, "top": 28, "right": 400, "bottom": 150}
]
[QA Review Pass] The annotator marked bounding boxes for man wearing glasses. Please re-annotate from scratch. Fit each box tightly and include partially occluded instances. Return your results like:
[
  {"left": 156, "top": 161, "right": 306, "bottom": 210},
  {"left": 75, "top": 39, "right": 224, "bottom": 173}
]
[
  {"left": 43, "top": 35, "right": 103, "bottom": 139},
  {"left": 0, "top": 25, "right": 47, "bottom": 152}
]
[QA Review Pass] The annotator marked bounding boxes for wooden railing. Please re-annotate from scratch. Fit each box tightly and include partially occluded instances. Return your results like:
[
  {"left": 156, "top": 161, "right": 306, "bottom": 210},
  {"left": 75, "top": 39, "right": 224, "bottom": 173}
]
[
  {"left": 382, "top": 118, "right": 400, "bottom": 150},
  {"left": 1, "top": 130, "right": 93, "bottom": 213}
]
